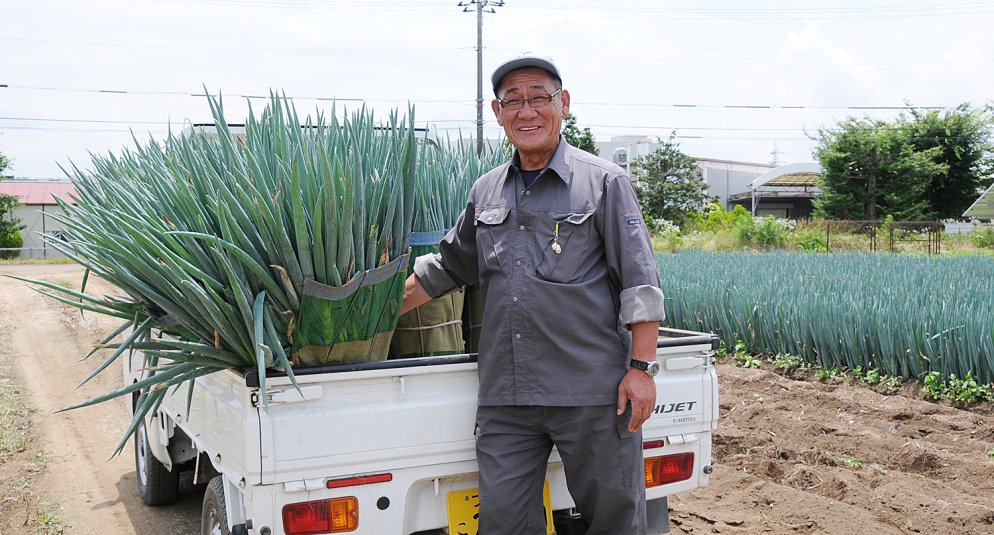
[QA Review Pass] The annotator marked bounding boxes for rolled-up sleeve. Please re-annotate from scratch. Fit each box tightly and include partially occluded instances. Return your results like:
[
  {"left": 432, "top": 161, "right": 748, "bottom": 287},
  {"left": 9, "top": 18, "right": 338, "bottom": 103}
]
[{"left": 600, "top": 173, "right": 665, "bottom": 327}]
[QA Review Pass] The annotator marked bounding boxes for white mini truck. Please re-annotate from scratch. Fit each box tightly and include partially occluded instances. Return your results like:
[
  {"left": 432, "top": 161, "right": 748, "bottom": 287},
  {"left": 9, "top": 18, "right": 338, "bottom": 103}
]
[{"left": 124, "top": 327, "right": 719, "bottom": 535}]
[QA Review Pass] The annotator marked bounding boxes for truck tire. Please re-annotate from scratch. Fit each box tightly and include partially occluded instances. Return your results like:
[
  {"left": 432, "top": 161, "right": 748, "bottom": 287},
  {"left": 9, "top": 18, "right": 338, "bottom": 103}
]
[
  {"left": 135, "top": 419, "right": 180, "bottom": 506},
  {"left": 202, "top": 475, "right": 231, "bottom": 535}
]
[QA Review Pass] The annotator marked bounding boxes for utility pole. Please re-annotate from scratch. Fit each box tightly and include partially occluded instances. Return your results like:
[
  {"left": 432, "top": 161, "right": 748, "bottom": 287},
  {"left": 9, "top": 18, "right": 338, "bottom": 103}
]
[{"left": 459, "top": 0, "right": 504, "bottom": 155}]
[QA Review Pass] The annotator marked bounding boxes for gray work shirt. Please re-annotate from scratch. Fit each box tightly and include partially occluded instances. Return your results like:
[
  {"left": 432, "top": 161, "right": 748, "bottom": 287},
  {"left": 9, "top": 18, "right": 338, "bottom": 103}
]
[{"left": 413, "top": 138, "right": 665, "bottom": 407}]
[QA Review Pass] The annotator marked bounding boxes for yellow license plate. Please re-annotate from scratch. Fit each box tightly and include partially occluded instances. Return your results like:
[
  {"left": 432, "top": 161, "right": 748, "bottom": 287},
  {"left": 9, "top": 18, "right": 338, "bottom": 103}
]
[{"left": 446, "top": 480, "right": 554, "bottom": 535}]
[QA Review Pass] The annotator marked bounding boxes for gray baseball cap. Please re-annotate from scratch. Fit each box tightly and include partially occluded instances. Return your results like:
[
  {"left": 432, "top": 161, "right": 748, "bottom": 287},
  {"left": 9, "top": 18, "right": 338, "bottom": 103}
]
[{"left": 491, "top": 53, "right": 562, "bottom": 95}]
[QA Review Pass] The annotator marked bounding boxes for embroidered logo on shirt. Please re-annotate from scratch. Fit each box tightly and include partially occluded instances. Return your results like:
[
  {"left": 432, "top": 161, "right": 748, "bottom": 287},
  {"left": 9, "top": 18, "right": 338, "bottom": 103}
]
[{"left": 627, "top": 218, "right": 642, "bottom": 226}]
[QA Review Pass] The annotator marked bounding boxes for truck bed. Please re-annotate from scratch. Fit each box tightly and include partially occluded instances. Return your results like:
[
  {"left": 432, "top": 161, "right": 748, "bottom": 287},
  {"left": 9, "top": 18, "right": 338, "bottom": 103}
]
[{"left": 130, "top": 327, "right": 719, "bottom": 534}]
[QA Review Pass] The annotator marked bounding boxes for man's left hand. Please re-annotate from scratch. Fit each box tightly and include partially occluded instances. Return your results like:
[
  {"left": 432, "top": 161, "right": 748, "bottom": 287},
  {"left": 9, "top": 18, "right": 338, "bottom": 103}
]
[{"left": 617, "top": 368, "right": 657, "bottom": 432}]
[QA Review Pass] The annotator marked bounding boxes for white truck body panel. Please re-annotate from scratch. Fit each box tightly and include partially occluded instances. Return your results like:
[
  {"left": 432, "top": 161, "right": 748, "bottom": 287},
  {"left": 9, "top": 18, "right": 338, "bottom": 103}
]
[{"left": 126, "top": 328, "right": 718, "bottom": 534}]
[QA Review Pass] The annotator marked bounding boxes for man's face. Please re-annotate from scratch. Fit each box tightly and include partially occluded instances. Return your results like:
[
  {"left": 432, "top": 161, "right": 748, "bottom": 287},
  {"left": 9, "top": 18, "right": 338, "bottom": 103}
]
[{"left": 491, "top": 68, "right": 570, "bottom": 162}]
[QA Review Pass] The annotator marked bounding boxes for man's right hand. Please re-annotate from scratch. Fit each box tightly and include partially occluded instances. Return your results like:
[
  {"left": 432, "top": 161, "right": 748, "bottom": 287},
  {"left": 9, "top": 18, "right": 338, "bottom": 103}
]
[{"left": 400, "top": 274, "right": 432, "bottom": 315}]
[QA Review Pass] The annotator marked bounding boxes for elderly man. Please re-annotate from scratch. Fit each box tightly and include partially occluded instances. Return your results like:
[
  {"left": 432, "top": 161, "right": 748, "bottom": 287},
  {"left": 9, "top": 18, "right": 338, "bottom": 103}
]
[{"left": 400, "top": 53, "right": 665, "bottom": 534}]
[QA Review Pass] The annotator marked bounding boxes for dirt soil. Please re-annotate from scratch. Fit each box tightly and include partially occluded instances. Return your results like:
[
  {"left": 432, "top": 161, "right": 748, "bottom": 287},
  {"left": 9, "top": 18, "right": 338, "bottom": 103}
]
[
  {"left": 0, "top": 264, "right": 201, "bottom": 534},
  {"left": 1, "top": 263, "right": 993, "bottom": 535}
]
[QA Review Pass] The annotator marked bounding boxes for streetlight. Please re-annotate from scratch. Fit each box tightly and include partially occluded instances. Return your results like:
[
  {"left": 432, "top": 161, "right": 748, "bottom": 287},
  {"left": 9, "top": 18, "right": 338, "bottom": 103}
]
[{"left": 458, "top": 0, "right": 504, "bottom": 155}]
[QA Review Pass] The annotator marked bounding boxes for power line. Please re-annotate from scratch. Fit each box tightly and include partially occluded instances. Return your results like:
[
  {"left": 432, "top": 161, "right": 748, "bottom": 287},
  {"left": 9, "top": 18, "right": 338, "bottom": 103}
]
[
  {"left": 144, "top": 0, "right": 994, "bottom": 19},
  {"left": 5, "top": 36, "right": 989, "bottom": 66},
  {"left": 0, "top": 36, "right": 467, "bottom": 54},
  {"left": 514, "top": 1, "right": 994, "bottom": 20},
  {"left": 0, "top": 82, "right": 967, "bottom": 111}
]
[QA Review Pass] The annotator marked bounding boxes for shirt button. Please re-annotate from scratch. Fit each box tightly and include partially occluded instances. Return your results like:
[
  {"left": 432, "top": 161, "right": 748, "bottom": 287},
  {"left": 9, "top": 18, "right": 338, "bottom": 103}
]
[
  {"left": 524, "top": 191, "right": 531, "bottom": 196},
  {"left": 515, "top": 333, "right": 521, "bottom": 339},
  {"left": 515, "top": 260, "right": 521, "bottom": 266},
  {"left": 512, "top": 296, "right": 518, "bottom": 302},
  {"left": 519, "top": 225, "right": 525, "bottom": 231}
]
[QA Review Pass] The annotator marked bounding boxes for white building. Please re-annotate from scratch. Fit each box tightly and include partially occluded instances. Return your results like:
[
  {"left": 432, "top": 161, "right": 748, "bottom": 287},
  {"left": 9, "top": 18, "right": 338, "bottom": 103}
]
[{"left": 595, "top": 136, "right": 779, "bottom": 213}]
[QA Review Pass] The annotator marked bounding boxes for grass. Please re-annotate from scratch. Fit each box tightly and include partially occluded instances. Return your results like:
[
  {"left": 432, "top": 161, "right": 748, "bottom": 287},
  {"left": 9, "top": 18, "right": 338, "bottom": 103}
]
[
  {"left": 0, "top": 328, "right": 29, "bottom": 456},
  {"left": 652, "top": 209, "right": 994, "bottom": 257},
  {"left": 0, "top": 257, "right": 75, "bottom": 266},
  {"left": 0, "top": 327, "right": 57, "bottom": 534},
  {"left": 0, "top": 383, "right": 30, "bottom": 455},
  {"left": 717, "top": 344, "right": 909, "bottom": 395},
  {"left": 33, "top": 503, "right": 69, "bottom": 535},
  {"left": 836, "top": 457, "right": 862, "bottom": 469}
]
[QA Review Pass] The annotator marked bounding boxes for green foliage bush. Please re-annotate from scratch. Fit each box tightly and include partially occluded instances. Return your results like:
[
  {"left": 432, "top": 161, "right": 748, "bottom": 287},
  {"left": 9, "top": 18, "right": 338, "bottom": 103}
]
[
  {"left": 972, "top": 226, "right": 994, "bottom": 249},
  {"left": 736, "top": 216, "right": 795, "bottom": 249},
  {"left": 922, "top": 371, "right": 994, "bottom": 404},
  {"left": 646, "top": 216, "right": 683, "bottom": 252},
  {"left": 792, "top": 229, "right": 829, "bottom": 252},
  {"left": 0, "top": 230, "right": 22, "bottom": 259},
  {"left": 689, "top": 202, "right": 752, "bottom": 232}
]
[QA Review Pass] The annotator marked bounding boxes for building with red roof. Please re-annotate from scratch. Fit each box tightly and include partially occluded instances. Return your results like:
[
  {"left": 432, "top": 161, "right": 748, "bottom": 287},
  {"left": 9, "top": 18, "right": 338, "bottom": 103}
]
[{"left": 0, "top": 180, "right": 78, "bottom": 258}]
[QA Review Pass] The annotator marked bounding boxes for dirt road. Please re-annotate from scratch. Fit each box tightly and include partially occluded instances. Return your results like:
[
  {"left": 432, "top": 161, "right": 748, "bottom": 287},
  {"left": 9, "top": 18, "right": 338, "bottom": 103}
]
[
  {"left": 2, "top": 263, "right": 993, "bottom": 534},
  {"left": 0, "top": 264, "right": 201, "bottom": 534}
]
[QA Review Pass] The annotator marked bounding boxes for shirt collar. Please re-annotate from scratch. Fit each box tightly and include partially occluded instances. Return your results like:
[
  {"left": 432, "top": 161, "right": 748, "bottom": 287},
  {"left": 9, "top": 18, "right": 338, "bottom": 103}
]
[{"left": 509, "top": 136, "right": 574, "bottom": 187}]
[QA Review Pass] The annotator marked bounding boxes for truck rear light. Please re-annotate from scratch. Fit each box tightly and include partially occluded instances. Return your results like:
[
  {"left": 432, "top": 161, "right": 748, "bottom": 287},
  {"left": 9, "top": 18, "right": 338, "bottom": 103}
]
[
  {"left": 642, "top": 439, "right": 666, "bottom": 450},
  {"left": 283, "top": 497, "right": 358, "bottom": 534},
  {"left": 326, "top": 472, "right": 392, "bottom": 489},
  {"left": 644, "top": 452, "right": 694, "bottom": 488}
]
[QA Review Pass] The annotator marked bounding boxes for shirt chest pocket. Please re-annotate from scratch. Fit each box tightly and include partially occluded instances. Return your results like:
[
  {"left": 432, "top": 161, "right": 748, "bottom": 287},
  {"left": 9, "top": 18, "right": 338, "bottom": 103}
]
[
  {"left": 475, "top": 205, "right": 511, "bottom": 274},
  {"left": 535, "top": 211, "right": 595, "bottom": 283}
]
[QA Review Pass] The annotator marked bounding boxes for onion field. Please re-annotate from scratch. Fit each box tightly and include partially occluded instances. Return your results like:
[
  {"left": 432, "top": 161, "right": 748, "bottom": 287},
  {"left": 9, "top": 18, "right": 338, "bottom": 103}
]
[{"left": 657, "top": 251, "right": 994, "bottom": 383}]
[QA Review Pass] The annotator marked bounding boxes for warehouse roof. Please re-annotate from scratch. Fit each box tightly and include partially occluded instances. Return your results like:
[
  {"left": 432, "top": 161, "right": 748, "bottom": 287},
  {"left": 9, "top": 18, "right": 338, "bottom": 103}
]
[
  {"left": 0, "top": 180, "right": 77, "bottom": 205},
  {"left": 749, "top": 162, "right": 822, "bottom": 190},
  {"left": 963, "top": 181, "right": 994, "bottom": 219}
]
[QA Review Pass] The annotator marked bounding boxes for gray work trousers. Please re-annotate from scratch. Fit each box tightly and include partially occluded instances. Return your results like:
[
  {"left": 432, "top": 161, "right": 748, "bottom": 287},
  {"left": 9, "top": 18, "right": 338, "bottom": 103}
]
[{"left": 475, "top": 405, "right": 647, "bottom": 535}]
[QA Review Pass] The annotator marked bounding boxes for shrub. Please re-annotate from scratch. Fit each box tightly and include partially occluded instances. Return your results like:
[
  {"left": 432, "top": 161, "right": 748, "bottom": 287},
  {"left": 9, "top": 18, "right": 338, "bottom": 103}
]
[
  {"left": 922, "top": 371, "right": 994, "bottom": 404},
  {"left": 793, "top": 229, "right": 828, "bottom": 252},
  {"left": 689, "top": 202, "right": 752, "bottom": 232},
  {"left": 647, "top": 216, "right": 683, "bottom": 252},
  {"left": 0, "top": 230, "right": 23, "bottom": 259},
  {"left": 737, "top": 216, "right": 795, "bottom": 249},
  {"left": 972, "top": 226, "right": 994, "bottom": 249}
]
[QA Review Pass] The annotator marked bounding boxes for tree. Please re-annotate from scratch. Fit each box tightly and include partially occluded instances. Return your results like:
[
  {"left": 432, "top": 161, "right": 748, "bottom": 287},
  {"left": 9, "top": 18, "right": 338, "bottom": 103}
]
[
  {"left": 630, "top": 135, "right": 714, "bottom": 226},
  {"left": 813, "top": 117, "right": 945, "bottom": 220},
  {"left": 561, "top": 113, "right": 599, "bottom": 155},
  {"left": 0, "top": 152, "right": 25, "bottom": 259},
  {"left": 900, "top": 104, "right": 994, "bottom": 219},
  {"left": 0, "top": 191, "right": 25, "bottom": 260},
  {"left": 813, "top": 105, "right": 994, "bottom": 221}
]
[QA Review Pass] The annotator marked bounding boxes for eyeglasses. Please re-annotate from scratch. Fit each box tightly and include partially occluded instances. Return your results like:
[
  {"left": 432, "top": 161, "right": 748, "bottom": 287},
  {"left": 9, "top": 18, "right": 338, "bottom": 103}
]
[{"left": 498, "top": 89, "right": 562, "bottom": 111}]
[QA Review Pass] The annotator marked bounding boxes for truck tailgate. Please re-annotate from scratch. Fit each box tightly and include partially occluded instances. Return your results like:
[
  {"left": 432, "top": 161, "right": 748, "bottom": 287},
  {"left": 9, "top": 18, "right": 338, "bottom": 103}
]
[{"left": 256, "top": 360, "right": 480, "bottom": 484}]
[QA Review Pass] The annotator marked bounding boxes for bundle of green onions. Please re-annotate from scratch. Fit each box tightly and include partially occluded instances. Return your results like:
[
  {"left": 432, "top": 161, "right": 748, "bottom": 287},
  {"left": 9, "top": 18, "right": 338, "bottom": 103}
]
[
  {"left": 392, "top": 134, "right": 508, "bottom": 358},
  {"left": 412, "top": 133, "right": 508, "bottom": 239},
  {"left": 15, "top": 93, "right": 418, "bottom": 451}
]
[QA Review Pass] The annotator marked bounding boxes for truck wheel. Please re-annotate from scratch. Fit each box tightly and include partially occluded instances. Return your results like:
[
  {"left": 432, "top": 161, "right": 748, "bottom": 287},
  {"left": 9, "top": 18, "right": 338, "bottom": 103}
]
[
  {"left": 135, "top": 419, "right": 180, "bottom": 506},
  {"left": 202, "top": 475, "right": 231, "bottom": 535}
]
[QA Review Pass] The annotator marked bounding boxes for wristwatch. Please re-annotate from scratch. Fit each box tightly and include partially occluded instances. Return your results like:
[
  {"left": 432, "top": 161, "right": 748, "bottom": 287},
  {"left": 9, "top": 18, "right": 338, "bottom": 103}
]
[{"left": 629, "top": 359, "right": 660, "bottom": 377}]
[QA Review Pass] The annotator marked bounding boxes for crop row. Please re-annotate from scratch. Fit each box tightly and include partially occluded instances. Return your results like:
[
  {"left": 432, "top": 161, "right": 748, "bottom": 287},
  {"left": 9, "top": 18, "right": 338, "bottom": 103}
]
[{"left": 657, "top": 251, "right": 994, "bottom": 383}]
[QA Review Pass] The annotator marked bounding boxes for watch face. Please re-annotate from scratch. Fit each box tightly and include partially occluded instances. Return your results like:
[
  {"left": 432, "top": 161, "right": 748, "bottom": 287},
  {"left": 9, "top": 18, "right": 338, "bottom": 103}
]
[{"left": 647, "top": 361, "right": 661, "bottom": 376}]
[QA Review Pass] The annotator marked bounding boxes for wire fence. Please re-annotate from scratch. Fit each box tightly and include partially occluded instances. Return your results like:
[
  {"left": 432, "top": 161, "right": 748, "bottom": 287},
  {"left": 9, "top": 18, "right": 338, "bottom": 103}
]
[{"left": 0, "top": 247, "right": 69, "bottom": 260}]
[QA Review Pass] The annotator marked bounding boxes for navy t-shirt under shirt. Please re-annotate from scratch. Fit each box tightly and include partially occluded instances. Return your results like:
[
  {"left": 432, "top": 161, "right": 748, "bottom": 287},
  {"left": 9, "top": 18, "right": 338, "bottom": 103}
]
[{"left": 520, "top": 169, "right": 542, "bottom": 189}]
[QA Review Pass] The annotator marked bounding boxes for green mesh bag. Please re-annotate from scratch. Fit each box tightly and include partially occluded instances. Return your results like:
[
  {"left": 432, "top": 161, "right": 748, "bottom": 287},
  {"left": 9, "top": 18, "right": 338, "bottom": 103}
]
[{"left": 292, "top": 253, "right": 409, "bottom": 366}]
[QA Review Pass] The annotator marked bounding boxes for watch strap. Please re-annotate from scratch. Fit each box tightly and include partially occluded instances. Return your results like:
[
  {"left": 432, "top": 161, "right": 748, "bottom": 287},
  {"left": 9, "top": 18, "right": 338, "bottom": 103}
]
[{"left": 629, "top": 359, "right": 649, "bottom": 371}]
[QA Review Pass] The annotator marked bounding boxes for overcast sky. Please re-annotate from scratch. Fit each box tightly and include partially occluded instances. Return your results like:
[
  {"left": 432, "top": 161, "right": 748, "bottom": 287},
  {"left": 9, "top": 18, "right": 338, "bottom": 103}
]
[{"left": 3, "top": 0, "right": 994, "bottom": 179}]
